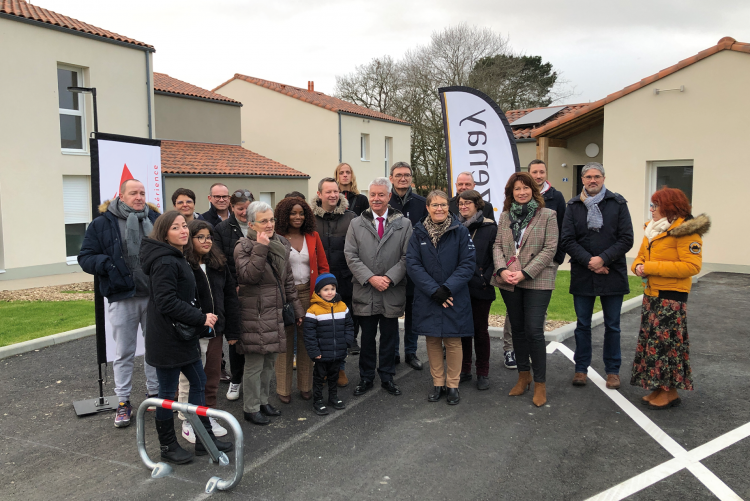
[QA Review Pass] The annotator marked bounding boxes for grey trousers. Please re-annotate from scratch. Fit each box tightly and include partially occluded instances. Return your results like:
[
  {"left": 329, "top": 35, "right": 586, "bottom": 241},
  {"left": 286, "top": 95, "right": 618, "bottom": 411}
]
[
  {"left": 243, "top": 352, "right": 278, "bottom": 413},
  {"left": 502, "top": 315, "right": 513, "bottom": 352},
  {"left": 109, "top": 296, "right": 159, "bottom": 400}
]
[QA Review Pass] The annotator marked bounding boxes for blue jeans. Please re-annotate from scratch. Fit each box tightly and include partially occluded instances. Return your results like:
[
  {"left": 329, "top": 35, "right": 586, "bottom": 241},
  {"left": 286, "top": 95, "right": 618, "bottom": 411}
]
[
  {"left": 395, "top": 298, "right": 417, "bottom": 357},
  {"left": 573, "top": 295, "right": 623, "bottom": 375},
  {"left": 155, "top": 359, "right": 206, "bottom": 420}
]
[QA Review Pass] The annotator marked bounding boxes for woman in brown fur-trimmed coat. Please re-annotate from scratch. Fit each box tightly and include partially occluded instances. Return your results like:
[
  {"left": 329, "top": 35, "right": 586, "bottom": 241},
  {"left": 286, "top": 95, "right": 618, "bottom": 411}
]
[
  {"left": 631, "top": 187, "right": 710, "bottom": 410},
  {"left": 233, "top": 202, "right": 305, "bottom": 425}
]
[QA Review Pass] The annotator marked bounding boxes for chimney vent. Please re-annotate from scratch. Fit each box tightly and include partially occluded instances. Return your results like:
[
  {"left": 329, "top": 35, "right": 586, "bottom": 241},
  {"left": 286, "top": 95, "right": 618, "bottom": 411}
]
[{"left": 309, "top": 81, "right": 314, "bottom": 92}]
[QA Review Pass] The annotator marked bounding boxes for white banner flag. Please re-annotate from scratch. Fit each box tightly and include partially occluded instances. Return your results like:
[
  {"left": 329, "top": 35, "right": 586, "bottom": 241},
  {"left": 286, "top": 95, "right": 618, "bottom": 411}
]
[
  {"left": 94, "top": 135, "right": 162, "bottom": 362},
  {"left": 439, "top": 87, "right": 519, "bottom": 208}
]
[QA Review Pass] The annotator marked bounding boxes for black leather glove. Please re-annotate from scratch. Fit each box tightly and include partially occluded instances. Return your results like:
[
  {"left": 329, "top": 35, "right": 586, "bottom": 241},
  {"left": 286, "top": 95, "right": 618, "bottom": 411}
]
[{"left": 431, "top": 285, "right": 452, "bottom": 304}]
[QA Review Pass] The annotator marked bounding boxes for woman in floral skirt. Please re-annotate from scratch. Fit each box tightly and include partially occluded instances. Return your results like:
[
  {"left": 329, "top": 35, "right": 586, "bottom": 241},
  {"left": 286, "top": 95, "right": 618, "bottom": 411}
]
[{"left": 630, "top": 187, "right": 710, "bottom": 410}]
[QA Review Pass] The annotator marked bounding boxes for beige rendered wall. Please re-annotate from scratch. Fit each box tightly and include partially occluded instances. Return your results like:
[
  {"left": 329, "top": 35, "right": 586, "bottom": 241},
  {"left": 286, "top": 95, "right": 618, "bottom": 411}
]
[
  {"left": 603, "top": 50, "right": 750, "bottom": 269},
  {"left": 154, "top": 94, "right": 241, "bottom": 144},
  {"left": 340, "top": 114, "right": 411, "bottom": 193},
  {"left": 0, "top": 19, "right": 152, "bottom": 279},
  {"left": 214, "top": 80, "right": 338, "bottom": 198},
  {"left": 163, "top": 176, "right": 309, "bottom": 214}
]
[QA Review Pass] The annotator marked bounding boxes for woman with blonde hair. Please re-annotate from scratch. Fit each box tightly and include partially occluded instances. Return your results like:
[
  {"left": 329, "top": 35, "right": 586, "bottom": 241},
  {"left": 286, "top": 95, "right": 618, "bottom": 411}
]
[{"left": 334, "top": 163, "right": 369, "bottom": 216}]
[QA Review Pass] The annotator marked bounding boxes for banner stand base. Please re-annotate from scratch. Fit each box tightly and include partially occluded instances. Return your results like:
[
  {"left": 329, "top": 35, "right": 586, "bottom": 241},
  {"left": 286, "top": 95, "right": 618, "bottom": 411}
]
[{"left": 73, "top": 395, "right": 119, "bottom": 417}]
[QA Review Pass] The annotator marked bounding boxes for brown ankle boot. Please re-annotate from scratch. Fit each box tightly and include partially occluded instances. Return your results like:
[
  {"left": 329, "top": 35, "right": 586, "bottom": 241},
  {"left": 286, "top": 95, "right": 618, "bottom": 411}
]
[
  {"left": 533, "top": 382, "right": 547, "bottom": 407},
  {"left": 647, "top": 388, "right": 681, "bottom": 410},
  {"left": 641, "top": 389, "right": 663, "bottom": 405},
  {"left": 337, "top": 370, "right": 349, "bottom": 387},
  {"left": 508, "top": 371, "right": 532, "bottom": 396}
]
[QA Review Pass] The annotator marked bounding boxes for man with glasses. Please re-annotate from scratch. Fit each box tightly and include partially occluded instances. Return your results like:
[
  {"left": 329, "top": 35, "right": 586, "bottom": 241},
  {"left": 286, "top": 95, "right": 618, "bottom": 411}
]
[
  {"left": 387, "top": 162, "right": 426, "bottom": 371},
  {"left": 171, "top": 188, "right": 205, "bottom": 224},
  {"left": 202, "top": 183, "right": 232, "bottom": 228},
  {"left": 560, "top": 162, "right": 634, "bottom": 390},
  {"left": 448, "top": 171, "right": 496, "bottom": 222}
]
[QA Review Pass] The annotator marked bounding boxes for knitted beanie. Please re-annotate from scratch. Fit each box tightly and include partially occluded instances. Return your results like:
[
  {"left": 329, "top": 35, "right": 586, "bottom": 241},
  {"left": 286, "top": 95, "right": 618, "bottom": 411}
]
[{"left": 314, "top": 273, "right": 338, "bottom": 295}]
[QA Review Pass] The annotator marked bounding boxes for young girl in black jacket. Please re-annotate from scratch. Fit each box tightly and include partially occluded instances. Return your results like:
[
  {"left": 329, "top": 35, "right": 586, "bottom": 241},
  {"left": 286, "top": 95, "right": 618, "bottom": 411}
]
[
  {"left": 177, "top": 220, "right": 242, "bottom": 443},
  {"left": 140, "top": 211, "right": 232, "bottom": 465}
]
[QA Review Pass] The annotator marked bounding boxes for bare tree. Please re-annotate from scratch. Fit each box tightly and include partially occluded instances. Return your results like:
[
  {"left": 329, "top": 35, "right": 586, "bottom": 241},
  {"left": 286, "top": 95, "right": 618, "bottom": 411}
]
[{"left": 335, "top": 56, "right": 402, "bottom": 116}]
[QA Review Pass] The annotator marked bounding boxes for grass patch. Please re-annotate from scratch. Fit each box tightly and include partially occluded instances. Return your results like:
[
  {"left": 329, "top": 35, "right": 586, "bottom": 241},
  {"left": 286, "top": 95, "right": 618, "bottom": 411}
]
[
  {"left": 0, "top": 301, "right": 95, "bottom": 347},
  {"left": 490, "top": 271, "right": 643, "bottom": 322}
]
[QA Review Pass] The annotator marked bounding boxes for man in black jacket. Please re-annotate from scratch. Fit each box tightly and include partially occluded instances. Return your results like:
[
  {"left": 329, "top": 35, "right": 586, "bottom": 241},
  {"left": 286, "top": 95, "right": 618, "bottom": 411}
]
[
  {"left": 202, "top": 183, "right": 231, "bottom": 228},
  {"left": 529, "top": 160, "right": 566, "bottom": 266},
  {"left": 78, "top": 179, "right": 160, "bottom": 429},
  {"left": 560, "top": 162, "right": 633, "bottom": 391},
  {"left": 313, "top": 178, "right": 359, "bottom": 373},
  {"left": 388, "top": 161, "right": 425, "bottom": 370},
  {"left": 448, "top": 171, "right": 496, "bottom": 222}
]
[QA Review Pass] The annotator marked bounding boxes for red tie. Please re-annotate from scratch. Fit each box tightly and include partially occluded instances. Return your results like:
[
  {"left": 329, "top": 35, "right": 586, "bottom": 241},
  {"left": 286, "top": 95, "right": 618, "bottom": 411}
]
[{"left": 377, "top": 217, "right": 384, "bottom": 239}]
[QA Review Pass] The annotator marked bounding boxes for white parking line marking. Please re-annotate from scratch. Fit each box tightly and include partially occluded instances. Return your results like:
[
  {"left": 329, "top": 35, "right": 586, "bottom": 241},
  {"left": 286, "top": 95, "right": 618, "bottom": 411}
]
[{"left": 550, "top": 343, "right": 747, "bottom": 501}]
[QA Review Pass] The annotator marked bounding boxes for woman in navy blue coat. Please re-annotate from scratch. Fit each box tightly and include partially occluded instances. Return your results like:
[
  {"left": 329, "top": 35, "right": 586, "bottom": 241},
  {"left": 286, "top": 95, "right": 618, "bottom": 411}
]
[{"left": 406, "top": 190, "right": 475, "bottom": 405}]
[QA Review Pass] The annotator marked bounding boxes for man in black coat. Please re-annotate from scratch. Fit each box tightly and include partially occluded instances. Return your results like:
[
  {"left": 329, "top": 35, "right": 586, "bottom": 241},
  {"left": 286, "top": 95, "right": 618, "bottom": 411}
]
[
  {"left": 78, "top": 179, "right": 160, "bottom": 428},
  {"left": 313, "top": 177, "right": 359, "bottom": 364},
  {"left": 448, "top": 171, "right": 496, "bottom": 222},
  {"left": 387, "top": 161, "right": 426, "bottom": 371},
  {"left": 529, "top": 160, "right": 566, "bottom": 265},
  {"left": 201, "top": 183, "right": 232, "bottom": 228},
  {"left": 560, "top": 162, "right": 634, "bottom": 390}
]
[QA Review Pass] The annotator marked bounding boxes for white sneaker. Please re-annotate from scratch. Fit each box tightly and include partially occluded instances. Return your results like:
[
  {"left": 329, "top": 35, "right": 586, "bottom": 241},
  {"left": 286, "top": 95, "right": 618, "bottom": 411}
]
[
  {"left": 226, "top": 383, "right": 241, "bottom": 401},
  {"left": 181, "top": 420, "right": 196, "bottom": 444},
  {"left": 210, "top": 417, "right": 228, "bottom": 437}
]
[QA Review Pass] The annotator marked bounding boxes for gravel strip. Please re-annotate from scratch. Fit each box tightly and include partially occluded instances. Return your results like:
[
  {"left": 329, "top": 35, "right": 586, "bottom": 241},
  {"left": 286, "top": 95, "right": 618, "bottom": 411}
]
[
  {"left": 0, "top": 282, "right": 95, "bottom": 302},
  {"left": 488, "top": 314, "right": 570, "bottom": 332}
]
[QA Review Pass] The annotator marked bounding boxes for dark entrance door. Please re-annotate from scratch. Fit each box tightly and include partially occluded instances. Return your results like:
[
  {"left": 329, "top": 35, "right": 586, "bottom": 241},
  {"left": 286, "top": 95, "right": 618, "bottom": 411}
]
[{"left": 574, "top": 165, "right": 585, "bottom": 196}]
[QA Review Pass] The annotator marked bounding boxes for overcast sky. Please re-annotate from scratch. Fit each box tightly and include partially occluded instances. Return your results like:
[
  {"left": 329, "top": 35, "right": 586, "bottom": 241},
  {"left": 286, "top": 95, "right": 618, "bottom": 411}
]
[{"left": 44, "top": 0, "right": 749, "bottom": 107}]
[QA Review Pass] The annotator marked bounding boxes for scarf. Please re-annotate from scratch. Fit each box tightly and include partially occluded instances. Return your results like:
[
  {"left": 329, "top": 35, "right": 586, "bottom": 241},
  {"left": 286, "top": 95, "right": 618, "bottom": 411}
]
[
  {"left": 457, "top": 211, "right": 482, "bottom": 229},
  {"left": 108, "top": 197, "right": 152, "bottom": 270},
  {"left": 580, "top": 186, "right": 607, "bottom": 232},
  {"left": 644, "top": 217, "right": 671, "bottom": 243},
  {"left": 392, "top": 187, "right": 412, "bottom": 207},
  {"left": 248, "top": 228, "right": 287, "bottom": 280},
  {"left": 423, "top": 215, "right": 452, "bottom": 247},
  {"left": 509, "top": 200, "right": 538, "bottom": 247}
]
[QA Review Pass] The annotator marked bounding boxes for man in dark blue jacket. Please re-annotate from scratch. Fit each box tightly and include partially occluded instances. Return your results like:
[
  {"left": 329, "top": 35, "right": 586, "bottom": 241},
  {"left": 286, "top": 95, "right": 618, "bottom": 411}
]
[
  {"left": 201, "top": 183, "right": 231, "bottom": 228},
  {"left": 388, "top": 161, "right": 426, "bottom": 371},
  {"left": 560, "top": 162, "right": 633, "bottom": 391},
  {"left": 78, "top": 179, "right": 160, "bottom": 429},
  {"left": 447, "top": 171, "right": 496, "bottom": 222}
]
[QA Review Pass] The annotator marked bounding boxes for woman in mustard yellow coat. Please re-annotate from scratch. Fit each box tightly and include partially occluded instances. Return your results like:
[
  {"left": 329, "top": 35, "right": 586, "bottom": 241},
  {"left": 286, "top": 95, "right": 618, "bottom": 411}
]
[{"left": 630, "top": 187, "right": 710, "bottom": 410}]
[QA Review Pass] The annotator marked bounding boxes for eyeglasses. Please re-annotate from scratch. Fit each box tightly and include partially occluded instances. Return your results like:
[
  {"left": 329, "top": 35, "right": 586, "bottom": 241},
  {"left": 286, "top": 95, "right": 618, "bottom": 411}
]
[
  {"left": 429, "top": 203, "right": 448, "bottom": 209},
  {"left": 649, "top": 203, "right": 659, "bottom": 210},
  {"left": 582, "top": 175, "right": 603, "bottom": 181},
  {"left": 192, "top": 234, "right": 212, "bottom": 242},
  {"left": 458, "top": 201, "right": 474, "bottom": 208},
  {"left": 233, "top": 190, "right": 254, "bottom": 199},
  {"left": 393, "top": 174, "right": 412, "bottom": 179},
  {"left": 211, "top": 194, "right": 230, "bottom": 200},
  {"left": 255, "top": 218, "right": 276, "bottom": 225}
]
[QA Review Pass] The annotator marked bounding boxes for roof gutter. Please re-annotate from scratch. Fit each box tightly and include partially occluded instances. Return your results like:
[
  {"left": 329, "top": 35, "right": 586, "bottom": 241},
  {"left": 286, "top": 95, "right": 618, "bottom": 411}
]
[
  {"left": 0, "top": 13, "right": 155, "bottom": 52},
  {"left": 338, "top": 112, "right": 342, "bottom": 163},
  {"left": 154, "top": 90, "right": 243, "bottom": 107},
  {"left": 337, "top": 110, "right": 411, "bottom": 126},
  {"left": 145, "top": 52, "right": 153, "bottom": 139}
]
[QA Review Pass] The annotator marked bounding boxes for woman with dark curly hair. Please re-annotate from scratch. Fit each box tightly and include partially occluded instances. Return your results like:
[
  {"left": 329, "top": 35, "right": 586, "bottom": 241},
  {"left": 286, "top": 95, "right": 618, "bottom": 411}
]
[
  {"left": 631, "top": 187, "right": 709, "bottom": 410},
  {"left": 274, "top": 197, "right": 330, "bottom": 403}
]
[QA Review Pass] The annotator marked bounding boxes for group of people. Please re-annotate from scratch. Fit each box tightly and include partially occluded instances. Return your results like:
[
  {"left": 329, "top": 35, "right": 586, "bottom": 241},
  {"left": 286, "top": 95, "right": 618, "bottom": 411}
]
[{"left": 78, "top": 158, "right": 708, "bottom": 465}]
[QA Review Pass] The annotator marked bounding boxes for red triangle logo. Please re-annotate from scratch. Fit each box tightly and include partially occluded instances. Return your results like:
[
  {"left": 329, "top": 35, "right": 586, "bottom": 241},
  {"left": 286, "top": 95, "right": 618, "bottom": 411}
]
[{"left": 116, "top": 164, "right": 134, "bottom": 198}]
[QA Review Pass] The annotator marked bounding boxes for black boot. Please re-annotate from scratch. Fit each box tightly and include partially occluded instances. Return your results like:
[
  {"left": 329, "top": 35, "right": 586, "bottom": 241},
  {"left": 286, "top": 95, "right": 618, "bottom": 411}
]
[
  {"left": 155, "top": 417, "right": 193, "bottom": 464},
  {"left": 446, "top": 387, "right": 460, "bottom": 405},
  {"left": 195, "top": 416, "right": 234, "bottom": 456},
  {"left": 428, "top": 386, "right": 446, "bottom": 402}
]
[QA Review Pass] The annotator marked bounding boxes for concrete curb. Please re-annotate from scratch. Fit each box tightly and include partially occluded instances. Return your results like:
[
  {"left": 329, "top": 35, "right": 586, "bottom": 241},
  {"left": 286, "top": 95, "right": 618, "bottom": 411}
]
[
  {"left": 0, "top": 325, "right": 95, "bottom": 360},
  {"left": 487, "top": 294, "right": 644, "bottom": 343}
]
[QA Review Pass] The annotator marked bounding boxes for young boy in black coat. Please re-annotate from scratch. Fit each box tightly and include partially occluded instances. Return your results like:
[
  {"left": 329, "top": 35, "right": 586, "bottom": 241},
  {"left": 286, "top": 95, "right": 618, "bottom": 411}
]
[{"left": 303, "top": 274, "right": 355, "bottom": 415}]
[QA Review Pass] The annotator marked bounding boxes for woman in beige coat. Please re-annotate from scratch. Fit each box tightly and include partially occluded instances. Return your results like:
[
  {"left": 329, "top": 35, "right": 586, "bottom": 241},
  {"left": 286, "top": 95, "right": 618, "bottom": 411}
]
[{"left": 234, "top": 201, "right": 305, "bottom": 425}]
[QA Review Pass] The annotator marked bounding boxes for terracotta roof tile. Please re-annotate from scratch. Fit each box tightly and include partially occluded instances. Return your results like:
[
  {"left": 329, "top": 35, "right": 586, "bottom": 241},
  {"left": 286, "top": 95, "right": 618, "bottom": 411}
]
[
  {"left": 0, "top": 0, "right": 153, "bottom": 50},
  {"left": 154, "top": 73, "right": 240, "bottom": 105},
  {"left": 506, "top": 104, "right": 589, "bottom": 139},
  {"left": 532, "top": 36, "right": 749, "bottom": 138},
  {"left": 160, "top": 141, "right": 308, "bottom": 178},
  {"left": 213, "top": 74, "right": 411, "bottom": 125}
]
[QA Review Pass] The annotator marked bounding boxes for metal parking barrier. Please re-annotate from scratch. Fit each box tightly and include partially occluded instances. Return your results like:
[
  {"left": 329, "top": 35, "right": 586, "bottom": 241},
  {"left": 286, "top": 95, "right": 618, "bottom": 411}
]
[{"left": 136, "top": 398, "right": 244, "bottom": 493}]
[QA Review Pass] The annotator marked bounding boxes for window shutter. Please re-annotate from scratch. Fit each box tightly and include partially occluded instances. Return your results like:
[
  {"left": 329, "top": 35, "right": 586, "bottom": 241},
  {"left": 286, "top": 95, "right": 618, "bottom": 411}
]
[{"left": 63, "top": 176, "right": 91, "bottom": 224}]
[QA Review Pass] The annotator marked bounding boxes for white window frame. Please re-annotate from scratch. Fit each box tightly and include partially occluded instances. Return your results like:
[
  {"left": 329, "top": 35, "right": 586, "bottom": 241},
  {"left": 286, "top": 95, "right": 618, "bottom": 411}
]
[
  {"left": 63, "top": 175, "right": 91, "bottom": 264},
  {"left": 647, "top": 159, "right": 694, "bottom": 215},
  {"left": 384, "top": 137, "right": 392, "bottom": 175},
  {"left": 259, "top": 192, "right": 274, "bottom": 208},
  {"left": 58, "top": 64, "right": 87, "bottom": 155},
  {"left": 360, "top": 134, "right": 370, "bottom": 161}
]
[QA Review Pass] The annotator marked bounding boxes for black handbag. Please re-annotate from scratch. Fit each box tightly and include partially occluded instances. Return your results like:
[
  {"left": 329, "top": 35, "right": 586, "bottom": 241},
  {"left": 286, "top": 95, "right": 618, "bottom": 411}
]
[
  {"left": 270, "top": 262, "right": 296, "bottom": 327},
  {"left": 172, "top": 297, "right": 209, "bottom": 341}
]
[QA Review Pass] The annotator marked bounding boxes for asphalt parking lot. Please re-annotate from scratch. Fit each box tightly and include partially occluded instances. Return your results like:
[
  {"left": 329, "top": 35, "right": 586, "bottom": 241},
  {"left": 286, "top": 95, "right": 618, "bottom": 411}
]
[{"left": 1, "top": 272, "right": 748, "bottom": 500}]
